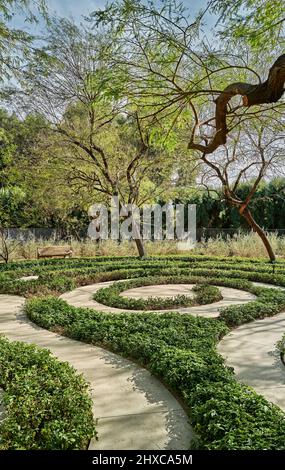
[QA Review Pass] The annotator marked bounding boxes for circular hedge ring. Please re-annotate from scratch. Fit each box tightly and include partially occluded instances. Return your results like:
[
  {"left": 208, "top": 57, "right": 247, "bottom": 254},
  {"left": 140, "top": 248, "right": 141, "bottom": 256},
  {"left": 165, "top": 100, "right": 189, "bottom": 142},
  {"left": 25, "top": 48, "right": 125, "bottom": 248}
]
[{"left": 93, "top": 276, "right": 223, "bottom": 310}]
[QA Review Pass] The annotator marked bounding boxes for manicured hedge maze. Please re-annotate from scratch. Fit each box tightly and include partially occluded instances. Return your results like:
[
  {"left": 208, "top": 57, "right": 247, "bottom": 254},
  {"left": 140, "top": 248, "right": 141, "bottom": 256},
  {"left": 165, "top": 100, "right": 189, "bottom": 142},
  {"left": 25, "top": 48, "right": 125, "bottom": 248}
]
[
  {"left": 1, "top": 254, "right": 285, "bottom": 449},
  {"left": 1, "top": 254, "right": 285, "bottom": 297}
]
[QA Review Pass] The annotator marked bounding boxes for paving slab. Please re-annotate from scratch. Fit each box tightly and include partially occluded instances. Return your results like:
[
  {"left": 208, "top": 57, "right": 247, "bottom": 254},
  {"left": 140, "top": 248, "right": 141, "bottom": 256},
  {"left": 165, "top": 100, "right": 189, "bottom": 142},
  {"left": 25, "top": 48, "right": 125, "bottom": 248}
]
[{"left": 18, "top": 275, "right": 39, "bottom": 281}]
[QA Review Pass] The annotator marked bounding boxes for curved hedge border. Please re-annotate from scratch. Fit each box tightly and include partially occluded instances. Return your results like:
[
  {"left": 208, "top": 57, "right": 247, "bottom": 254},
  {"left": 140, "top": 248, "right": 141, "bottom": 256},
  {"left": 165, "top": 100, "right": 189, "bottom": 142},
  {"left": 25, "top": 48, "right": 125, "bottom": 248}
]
[
  {"left": 93, "top": 277, "right": 222, "bottom": 310},
  {"left": 3, "top": 256, "right": 285, "bottom": 449},
  {"left": 0, "top": 335, "right": 96, "bottom": 449},
  {"left": 2, "top": 254, "right": 285, "bottom": 297},
  {"left": 25, "top": 279, "right": 285, "bottom": 450},
  {"left": 220, "top": 286, "right": 285, "bottom": 326}
]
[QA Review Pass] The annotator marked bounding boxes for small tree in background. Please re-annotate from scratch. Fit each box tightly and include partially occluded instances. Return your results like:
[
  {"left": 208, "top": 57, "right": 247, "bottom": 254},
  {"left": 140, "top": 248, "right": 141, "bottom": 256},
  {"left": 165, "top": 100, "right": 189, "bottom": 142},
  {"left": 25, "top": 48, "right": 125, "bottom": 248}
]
[
  {"left": 197, "top": 119, "right": 285, "bottom": 261},
  {"left": 14, "top": 17, "right": 190, "bottom": 257},
  {"left": 0, "top": 227, "right": 22, "bottom": 263}
]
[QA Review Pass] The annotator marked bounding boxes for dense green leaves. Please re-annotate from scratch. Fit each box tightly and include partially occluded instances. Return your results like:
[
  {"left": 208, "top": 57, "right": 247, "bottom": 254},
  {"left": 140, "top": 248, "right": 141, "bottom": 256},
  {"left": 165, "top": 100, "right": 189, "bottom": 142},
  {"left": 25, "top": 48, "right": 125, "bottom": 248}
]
[
  {"left": 2, "top": 254, "right": 285, "bottom": 296},
  {"left": 94, "top": 276, "right": 222, "bottom": 310},
  {"left": 25, "top": 288, "right": 285, "bottom": 450},
  {"left": 0, "top": 335, "right": 96, "bottom": 449},
  {"left": 212, "top": 0, "right": 285, "bottom": 49}
]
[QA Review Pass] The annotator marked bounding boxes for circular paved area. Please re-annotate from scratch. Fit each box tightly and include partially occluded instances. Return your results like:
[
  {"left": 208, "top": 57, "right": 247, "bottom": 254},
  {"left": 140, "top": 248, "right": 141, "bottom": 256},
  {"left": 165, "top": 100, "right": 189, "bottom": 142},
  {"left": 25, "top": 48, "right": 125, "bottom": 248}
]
[
  {"left": 61, "top": 281, "right": 256, "bottom": 317},
  {"left": 0, "top": 294, "right": 192, "bottom": 450},
  {"left": 122, "top": 284, "right": 195, "bottom": 299}
]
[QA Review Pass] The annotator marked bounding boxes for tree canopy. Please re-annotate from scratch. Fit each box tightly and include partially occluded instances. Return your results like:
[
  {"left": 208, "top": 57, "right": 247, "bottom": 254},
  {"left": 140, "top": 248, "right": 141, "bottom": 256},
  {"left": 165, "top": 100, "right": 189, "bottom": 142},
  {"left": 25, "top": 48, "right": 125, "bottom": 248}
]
[{"left": 0, "top": 0, "right": 284, "bottom": 259}]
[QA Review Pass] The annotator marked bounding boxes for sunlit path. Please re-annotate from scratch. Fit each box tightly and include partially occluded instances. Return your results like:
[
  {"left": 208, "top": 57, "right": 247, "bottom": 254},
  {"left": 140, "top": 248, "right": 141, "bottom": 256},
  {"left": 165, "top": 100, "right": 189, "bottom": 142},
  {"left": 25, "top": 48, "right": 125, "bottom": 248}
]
[{"left": 0, "top": 295, "right": 192, "bottom": 450}]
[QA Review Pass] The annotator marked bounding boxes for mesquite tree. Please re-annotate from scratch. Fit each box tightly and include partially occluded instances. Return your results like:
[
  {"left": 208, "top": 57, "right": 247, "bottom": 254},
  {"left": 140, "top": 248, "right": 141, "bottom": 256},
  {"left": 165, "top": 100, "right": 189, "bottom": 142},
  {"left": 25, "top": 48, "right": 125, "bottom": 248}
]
[
  {"left": 212, "top": 0, "right": 285, "bottom": 51},
  {"left": 94, "top": 0, "right": 285, "bottom": 260},
  {"left": 94, "top": 0, "right": 285, "bottom": 153},
  {"left": 197, "top": 120, "right": 285, "bottom": 261},
  {"left": 188, "top": 54, "right": 285, "bottom": 154},
  {"left": 0, "top": 0, "right": 47, "bottom": 80},
  {"left": 14, "top": 17, "right": 177, "bottom": 257}
]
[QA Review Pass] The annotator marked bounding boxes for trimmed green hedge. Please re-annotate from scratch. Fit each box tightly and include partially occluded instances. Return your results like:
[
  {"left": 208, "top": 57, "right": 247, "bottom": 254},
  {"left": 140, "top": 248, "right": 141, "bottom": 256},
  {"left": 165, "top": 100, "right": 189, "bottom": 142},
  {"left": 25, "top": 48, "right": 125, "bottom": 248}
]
[
  {"left": 25, "top": 291, "right": 285, "bottom": 450},
  {"left": 0, "top": 335, "right": 96, "bottom": 449},
  {"left": 220, "top": 286, "right": 285, "bottom": 326},
  {"left": 1, "top": 254, "right": 285, "bottom": 297},
  {"left": 3, "top": 255, "right": 285, "bottom": 449},
  {"left": 0, "top": 275, "right": 75, "bottom": 297},
  {"left": 93, "top": 277, "right": 222, "bottom": 310}
]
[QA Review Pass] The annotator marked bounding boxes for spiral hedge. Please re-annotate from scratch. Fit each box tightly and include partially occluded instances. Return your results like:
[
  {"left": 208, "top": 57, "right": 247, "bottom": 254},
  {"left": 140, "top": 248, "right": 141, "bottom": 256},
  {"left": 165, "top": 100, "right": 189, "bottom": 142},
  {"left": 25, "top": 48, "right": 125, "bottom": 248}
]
[
  {"left": 1, "top": 254, "right": 285, "bottom": 449},
  {"left": 93, "top": 277, "right": 222, "bottom": 310}
]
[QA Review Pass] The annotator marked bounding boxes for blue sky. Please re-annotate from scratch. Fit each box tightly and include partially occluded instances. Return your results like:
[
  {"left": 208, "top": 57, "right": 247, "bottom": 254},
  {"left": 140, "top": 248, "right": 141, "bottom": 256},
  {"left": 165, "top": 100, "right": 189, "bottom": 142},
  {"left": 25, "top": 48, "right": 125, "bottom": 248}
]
[
  {"left": 9, "top": 0, "right": 215, "bottom": 33},
  {"left": 45, "top": 0, "right": 209, "bottom": 17},
  {"left": 43, "top": 0, "right": 106, "bottom": 18}
]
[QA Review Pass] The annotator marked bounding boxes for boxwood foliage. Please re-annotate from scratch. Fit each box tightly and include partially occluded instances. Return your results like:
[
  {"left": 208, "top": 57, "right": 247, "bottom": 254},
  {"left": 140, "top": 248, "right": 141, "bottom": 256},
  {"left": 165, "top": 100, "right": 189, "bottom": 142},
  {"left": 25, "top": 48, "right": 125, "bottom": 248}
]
[
  {"left": 25, "top": 294, "right": 285, "bottom": 450},
  {"left": 93, "top": 277, "right": 222, "bottom": 310},
  {"left": 0, "top": 336, "right": 96, "bottom": 449}
]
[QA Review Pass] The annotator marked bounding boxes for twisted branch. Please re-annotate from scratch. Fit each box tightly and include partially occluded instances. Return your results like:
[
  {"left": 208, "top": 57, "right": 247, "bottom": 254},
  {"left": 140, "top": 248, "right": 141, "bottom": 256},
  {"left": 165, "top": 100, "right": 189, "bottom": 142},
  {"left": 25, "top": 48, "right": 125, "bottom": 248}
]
[{"left": 188, "top": 54, "right": 285, "bottom": 154}]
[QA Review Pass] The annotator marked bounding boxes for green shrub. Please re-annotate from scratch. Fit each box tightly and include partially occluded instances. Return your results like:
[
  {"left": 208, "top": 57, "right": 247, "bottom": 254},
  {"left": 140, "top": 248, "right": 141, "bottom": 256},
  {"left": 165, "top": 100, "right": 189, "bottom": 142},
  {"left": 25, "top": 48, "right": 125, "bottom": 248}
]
[
  {"left": 192, "top": 284, "right": 223, "bottom": 305},
  {"left": 0, "top": 336, "right": 96, "bottom": 449},
  {"left": 220, "top": 287, "right": 285, "bottom": 326},
  {"left": 93, "top": 277, "right": 222, "bottom": 310},
  {"left": 186, "top": 382, "right": 285, "bottom": 450},
  {"left": 2, "top": 254, "right": 285, "bottom": 295},
  {"left": 25, "top": 296, "right": 285, "bottom": 450},
  {"left": 0, "top": 275, "right": 75, "bottom": 296}
]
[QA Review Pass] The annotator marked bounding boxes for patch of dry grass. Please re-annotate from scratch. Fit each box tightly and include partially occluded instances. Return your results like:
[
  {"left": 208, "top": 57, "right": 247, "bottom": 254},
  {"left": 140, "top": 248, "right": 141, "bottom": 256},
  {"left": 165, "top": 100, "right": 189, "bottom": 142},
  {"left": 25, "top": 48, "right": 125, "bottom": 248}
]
[
  {"left": 4, "top": 232, "right": 285, "bottom": 261},
  {"left": 193, "top": 232, "right": 285, "bottom": 259}
]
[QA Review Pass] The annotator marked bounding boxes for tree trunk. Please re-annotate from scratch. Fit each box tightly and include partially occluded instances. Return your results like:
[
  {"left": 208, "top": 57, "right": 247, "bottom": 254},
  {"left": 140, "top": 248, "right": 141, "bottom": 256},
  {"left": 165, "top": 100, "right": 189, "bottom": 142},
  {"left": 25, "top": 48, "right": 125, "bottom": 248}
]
[
  {"left": 132, "top": 220, "right": 147, "bottom": 258},
  {"left": 134, "top": 236, "right": 147, "bottom": 258},
  {"left": 240, "top": 207, "right": 276, "bottom": 262}
]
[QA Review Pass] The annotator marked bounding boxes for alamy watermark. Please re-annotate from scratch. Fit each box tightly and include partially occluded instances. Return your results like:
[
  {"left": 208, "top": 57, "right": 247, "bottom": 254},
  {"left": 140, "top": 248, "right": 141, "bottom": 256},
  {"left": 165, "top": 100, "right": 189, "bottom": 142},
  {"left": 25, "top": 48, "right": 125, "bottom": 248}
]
[{"left": 87, "top": 197, "right": 196, "bottom": 246}]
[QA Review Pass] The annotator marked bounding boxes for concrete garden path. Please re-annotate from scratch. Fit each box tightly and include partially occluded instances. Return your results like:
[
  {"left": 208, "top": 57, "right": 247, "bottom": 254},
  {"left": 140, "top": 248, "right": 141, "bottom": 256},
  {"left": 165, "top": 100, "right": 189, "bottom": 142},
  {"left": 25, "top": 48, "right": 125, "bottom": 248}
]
[
  {"left": 62, "top": 280, "right": 285, "bottom": 413},
  {"left": 61, "top": 281, "right": 256, "bottom": 318},
  {"left": 0, "top": 294, "right": 192, "bottom": 450},
  {"left": 2, "top": 279, "right": 285, "bottom": 449},
  {"left": 218, "top": 282, "right": 285, "bottom": 412}
]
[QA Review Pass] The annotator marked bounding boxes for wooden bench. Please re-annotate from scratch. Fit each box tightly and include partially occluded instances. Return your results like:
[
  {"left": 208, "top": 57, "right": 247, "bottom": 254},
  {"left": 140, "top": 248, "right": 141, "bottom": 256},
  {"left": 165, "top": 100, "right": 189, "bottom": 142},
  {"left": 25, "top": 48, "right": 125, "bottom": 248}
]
[{"left": 37, "top": 246, "right": 73, "bottom": 259}]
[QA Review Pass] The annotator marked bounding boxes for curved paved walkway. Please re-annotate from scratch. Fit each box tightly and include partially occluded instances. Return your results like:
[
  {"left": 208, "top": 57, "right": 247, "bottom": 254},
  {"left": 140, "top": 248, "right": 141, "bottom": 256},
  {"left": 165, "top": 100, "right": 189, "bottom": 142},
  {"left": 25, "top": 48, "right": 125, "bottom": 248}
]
[
  {"left": 0, "top": 294, "right": 192, "bottom": 450},
  {"left": 61, "top": 281, "right": 255, "bottom": 318},
  {"left": 3, "top": 279, "right": 285, "bottom": 447},
  {"left": 218, "top": 282, "right": 285, "bottom": 412},
  {"left": 62, "top": 280, "right": 285, "bottom": 413}
]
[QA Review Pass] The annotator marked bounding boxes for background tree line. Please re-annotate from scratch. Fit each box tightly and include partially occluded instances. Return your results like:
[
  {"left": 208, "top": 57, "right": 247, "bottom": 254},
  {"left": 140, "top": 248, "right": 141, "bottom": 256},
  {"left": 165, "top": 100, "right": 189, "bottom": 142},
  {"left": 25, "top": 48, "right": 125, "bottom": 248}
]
[
  {"left": 1, "top": 99, "right": 284, "bottom": 236},
  {"left": 0, "top": 0, "right": 285, "bottom": 260}
]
